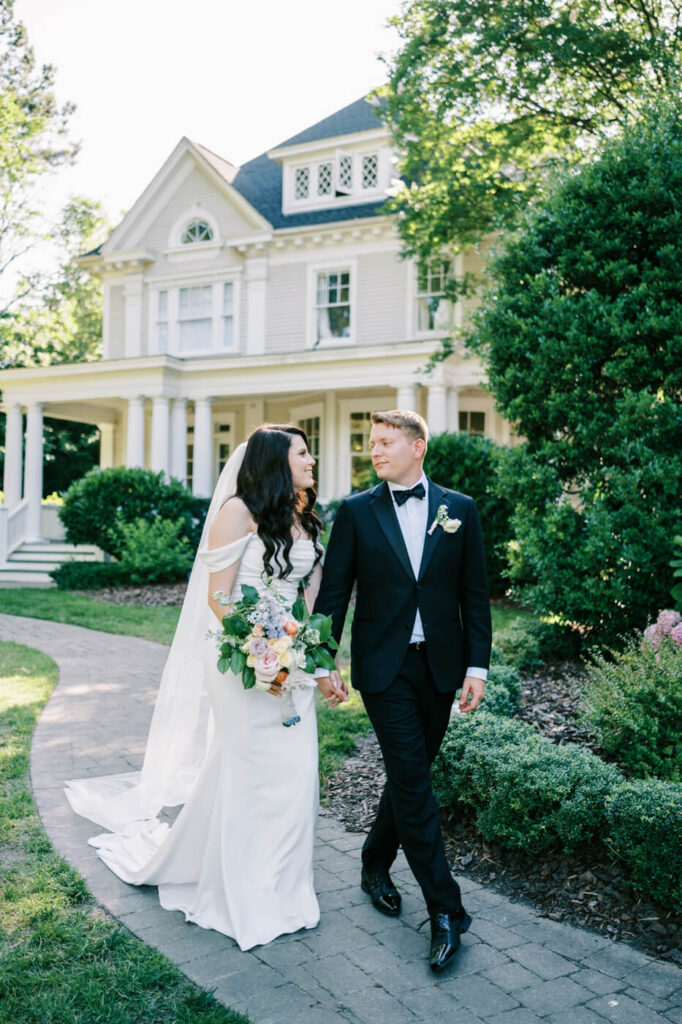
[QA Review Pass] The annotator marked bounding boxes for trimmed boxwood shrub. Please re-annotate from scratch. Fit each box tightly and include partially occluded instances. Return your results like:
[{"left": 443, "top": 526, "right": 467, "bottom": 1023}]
[
  {"left": 434, "top": 713, "right": 622, "bottom": 853},
  {"left": 483, "top": 664, "right": 521, "bottom": 718},
  {"left": 606, "top": 780, "right": 682, "bottom": 912},
  {"left": 50, "top": 561, "right": 128, "bottom": 590},
  {"left": 582, "top": 637, "right": 682, "bottom": 782},
  {"left": 59, "top": 467, "right": 209, "bottom": 557}
]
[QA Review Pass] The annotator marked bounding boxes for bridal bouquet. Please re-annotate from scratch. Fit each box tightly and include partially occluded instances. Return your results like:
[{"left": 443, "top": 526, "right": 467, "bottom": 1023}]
[{"left": 210, "top": 584, "right": 338, "bottom": 726}]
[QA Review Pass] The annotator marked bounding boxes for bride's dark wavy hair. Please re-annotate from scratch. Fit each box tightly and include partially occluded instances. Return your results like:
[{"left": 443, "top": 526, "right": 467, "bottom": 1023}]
[{"left": 236, "top": 424, "right": 323, "bottom": 579}]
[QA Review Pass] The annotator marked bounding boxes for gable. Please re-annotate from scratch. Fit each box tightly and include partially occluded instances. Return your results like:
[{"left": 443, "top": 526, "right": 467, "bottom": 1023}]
[{"left": 102, "top": 142, "right": 269, "bottom": 257}]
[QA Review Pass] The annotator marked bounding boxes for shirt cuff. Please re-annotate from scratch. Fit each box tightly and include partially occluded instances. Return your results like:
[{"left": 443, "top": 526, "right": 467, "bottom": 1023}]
[
  {"left": 465, "top": 666, "right": 488, "bottom": 682},
  {"left": 314, "top": 668, "right": 330, "bottom": 678}
]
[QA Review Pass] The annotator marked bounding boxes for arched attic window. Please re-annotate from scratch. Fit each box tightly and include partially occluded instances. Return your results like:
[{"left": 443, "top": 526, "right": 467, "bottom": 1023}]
[{"left": 181, "top": 220, "right": 214, "bottom": 244}]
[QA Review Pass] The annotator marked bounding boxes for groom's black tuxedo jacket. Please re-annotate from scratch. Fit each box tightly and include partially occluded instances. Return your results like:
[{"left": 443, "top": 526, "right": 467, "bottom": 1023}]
[{"left": 314, "top": 478, "right": 492, "bottom": 694}]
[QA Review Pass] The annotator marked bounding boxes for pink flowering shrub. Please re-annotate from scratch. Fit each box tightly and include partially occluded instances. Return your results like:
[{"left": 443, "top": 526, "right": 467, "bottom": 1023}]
[{"left": 642, "top": 609, "right": 682, "bottom": 649}]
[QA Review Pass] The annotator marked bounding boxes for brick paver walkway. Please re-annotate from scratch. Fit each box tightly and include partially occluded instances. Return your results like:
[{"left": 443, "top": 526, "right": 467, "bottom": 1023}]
[{"left": 2, "top": 612, "right": 681, "bottom": 1024}]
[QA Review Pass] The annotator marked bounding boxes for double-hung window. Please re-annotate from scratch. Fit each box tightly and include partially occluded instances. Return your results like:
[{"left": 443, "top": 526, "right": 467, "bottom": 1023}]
[
  {"left": 178, "top": 285, "right": 213, "bottom": 353},
  {"left": 416, "top": 260, "right": 453, "bottom": 333},
  {"left": 154, "top": 280, "right": 238, "bottom": 355},
  {"left": 315, "top": 269, "right": 351, "bottom": 346}
]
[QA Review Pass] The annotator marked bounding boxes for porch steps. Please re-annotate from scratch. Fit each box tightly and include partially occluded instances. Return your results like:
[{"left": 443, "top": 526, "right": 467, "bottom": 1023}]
[{"left": 0, "top": 542, "right": 101, "bottom": 588}]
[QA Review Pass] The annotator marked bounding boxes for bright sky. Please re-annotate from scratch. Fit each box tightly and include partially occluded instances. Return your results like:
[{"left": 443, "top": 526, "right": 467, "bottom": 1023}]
[{"left": 16, "top": 0, "right": 401, "bottom": 231}]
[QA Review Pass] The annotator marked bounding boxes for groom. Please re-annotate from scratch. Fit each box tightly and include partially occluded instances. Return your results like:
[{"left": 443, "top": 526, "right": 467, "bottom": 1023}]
[{"left": 314, "top": 409, "right": 492, "bottom": 972}]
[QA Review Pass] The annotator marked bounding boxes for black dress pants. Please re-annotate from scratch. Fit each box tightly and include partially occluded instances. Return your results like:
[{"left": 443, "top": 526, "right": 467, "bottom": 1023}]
[{"left": 360, "top": 644, "right": 463, "bottom": 915}]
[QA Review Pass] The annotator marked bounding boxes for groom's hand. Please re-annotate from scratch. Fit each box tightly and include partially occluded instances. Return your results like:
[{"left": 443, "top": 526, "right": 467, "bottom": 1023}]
[
  {"left": 316, "top": 670, "right": 348, "bottom": 707},
  {"left": 459, "top": 676, "right": 485, "bottom": 713}
]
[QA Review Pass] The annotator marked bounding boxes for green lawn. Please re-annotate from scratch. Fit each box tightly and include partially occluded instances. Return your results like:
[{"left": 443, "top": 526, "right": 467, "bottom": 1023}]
[
  {"left": 0, "top": 589, "right": 181, "bottom": 645},
  {"left": 0, "top": 641, "right": 249, "bottom": 1024}
]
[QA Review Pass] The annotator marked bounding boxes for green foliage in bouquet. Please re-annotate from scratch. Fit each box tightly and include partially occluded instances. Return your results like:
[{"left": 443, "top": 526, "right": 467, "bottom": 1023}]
[
  {"left": 582, "top": 636, "right": 682, "bottom": 782},
  {"left": 59, "top": 467, "right": 208, "bottom": 557}
]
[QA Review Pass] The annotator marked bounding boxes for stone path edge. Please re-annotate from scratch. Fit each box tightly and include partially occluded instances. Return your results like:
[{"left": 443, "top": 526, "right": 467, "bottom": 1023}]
[{"left": 0, "top": 612, "right": 680, "bottom": 1024}]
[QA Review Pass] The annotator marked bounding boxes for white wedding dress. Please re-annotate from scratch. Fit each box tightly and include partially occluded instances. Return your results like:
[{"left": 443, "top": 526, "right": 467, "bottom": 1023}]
[{"left": 66, "top": 531, "right": 320, "bottom": 951}]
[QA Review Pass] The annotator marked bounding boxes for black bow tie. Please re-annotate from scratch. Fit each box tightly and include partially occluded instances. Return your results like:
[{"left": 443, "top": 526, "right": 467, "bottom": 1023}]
[{"left": 393, "top": 482, "right": 426, "bottom": 506}]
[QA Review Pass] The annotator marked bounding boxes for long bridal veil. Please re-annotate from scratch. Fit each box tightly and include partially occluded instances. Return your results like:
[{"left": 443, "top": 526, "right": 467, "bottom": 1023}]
[{"left": 65, "top": 442, "right": 248, "bottom": 833}]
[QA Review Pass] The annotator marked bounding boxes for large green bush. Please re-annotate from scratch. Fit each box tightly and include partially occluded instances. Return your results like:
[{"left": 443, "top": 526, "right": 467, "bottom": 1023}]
[
  {"left": 434, "top": 713, "right": 621, "bottom": 853},
  {"left": 116, "top": 518, "right": 194, "bottom": 585},
  {"left": 582, "top": 637, "right": 682, "bottom": 781},
  {"left": 607, "top": 780, "right": 682, "bottom": 912},
  {"left": 484, "top": 664, "right": 521, "bottom": 718},
  {"left": 493, "top": 618, "right": 583, "bottom": 672},
  {"left": 50, "top": 561, "right": 128, "bottom": 590},
  {"left": 469, "top": 104, "right": 682, "bottom": 647},
  {"left": 59, "top": 467, "right": 208, "bottom": 557},
  {"left": 424, "top": 432, "right": 512, "bottom": 595}
]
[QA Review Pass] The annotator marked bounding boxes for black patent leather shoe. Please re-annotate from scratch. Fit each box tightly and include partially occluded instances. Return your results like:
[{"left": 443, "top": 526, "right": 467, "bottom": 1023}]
[
  {"left": 360, "top": 867, "right": 402, "bottom": 916},
  {"left": 429, "top": 909, "right": 471, "bottom": 972}
]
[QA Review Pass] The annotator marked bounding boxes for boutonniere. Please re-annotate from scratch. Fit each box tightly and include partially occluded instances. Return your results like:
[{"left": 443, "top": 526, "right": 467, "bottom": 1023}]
[{"left": 428, "top": 504, "right": 462, "bottom": 536}]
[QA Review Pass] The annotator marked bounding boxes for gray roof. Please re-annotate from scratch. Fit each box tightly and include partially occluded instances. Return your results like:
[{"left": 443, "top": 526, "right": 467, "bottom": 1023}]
[{"left": 231, "top": 94, "right": 389, "bottom": 230}]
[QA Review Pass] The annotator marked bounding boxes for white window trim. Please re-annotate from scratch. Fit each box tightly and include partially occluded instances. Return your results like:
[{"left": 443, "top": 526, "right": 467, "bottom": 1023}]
[
  {"left": 284, "top": 148, "right": 391, "bottom": 214},
  {"left": 337, "top": 395, "right": 386, "bottom": 496},
  {"left": 406, "top": 256, "right": 462, "bottom": 339},
  {"left": 148, "top": 276, "right": 241, "bottom": 357},
  {"left": 307, "top": 258, "right": 357, "bottom": 350},
  {"left": 167, "top": 206, "right": 222, "bottom": 251},
  {"left": 213, "top": 413, "right": 237, "bottom": 481}
]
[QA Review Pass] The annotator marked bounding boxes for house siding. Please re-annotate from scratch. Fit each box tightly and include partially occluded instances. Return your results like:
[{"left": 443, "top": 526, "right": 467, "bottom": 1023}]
[
  {"left": 355, "top": 249, "right": 407, "bottom": 347},
  {"left": 265, "top": 263, "right": 307, "bottom": 352}
]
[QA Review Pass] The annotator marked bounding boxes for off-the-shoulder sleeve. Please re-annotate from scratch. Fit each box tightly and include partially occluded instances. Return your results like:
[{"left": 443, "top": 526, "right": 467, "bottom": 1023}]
[{"left": 198, "top": 532, "right": 254, "bottom": 573}]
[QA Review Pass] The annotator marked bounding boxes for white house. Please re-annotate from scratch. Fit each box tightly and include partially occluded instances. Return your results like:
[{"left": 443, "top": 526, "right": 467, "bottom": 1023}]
[{"left": 0, "top": 95, "right": 509, "bottom": 567}]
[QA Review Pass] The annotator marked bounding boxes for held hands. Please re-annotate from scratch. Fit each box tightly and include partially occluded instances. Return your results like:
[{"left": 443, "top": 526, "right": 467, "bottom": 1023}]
[
  {"left": 316, "top": 669, "right": 349, "bottom": 708},
  {"left": 459, "top": 675, "right": 485, "bottom": 713}
]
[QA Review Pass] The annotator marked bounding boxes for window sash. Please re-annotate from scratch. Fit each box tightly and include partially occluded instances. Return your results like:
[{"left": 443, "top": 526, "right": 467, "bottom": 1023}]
[{"left": 315, "top": 270, "right": 351, "bottom": 343}]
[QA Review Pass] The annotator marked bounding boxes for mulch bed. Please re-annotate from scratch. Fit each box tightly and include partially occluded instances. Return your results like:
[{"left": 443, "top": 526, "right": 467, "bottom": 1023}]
[
  {"left": 75, "top": 584, "right": 188, "bottom": 606},
  {"left": 324, "top": 666, "right": 682, "bottom": 964}
]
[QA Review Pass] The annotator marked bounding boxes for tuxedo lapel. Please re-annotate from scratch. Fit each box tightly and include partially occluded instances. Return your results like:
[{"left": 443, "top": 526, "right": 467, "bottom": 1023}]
[
  {"left": 369, "top": 481, "right": 415, "bottom": 582},
  {"left": 418, "top": 479, "right": 446, "bottom": 580}
]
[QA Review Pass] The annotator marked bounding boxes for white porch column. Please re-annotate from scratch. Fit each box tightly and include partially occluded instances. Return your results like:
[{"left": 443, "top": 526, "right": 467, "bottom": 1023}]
[
  {"left": 396, "top": 385, "right": 417, "bottom": 411},
  {"left": 426, "top": 383, "right": 448, "bottom": 435},
  {"left": 170, "top": 398, "right": 188, "bottom": 485},
  {"left": 150, "top": 396, "right": 170, "bottom": 476},
  {"left": 24, "top": 403, "right": 43, "bottom": 541},
  {"left": 192, "top": 397, "right": 213, "bottom": 497},
  {"left": 447, "top": 386, "right": 460, "bottom": 433},
  {"left": 3, "top": 403, "right": 23, "bottom": 506},
  {"left": 98, "top": 423, "right": 116, "bottom": 469},
  {"left": 125, "top": 396, "right": 146, "bottom": 468},
  {"left": 244, "top": 398, "right": 264, "bottom": 437}
]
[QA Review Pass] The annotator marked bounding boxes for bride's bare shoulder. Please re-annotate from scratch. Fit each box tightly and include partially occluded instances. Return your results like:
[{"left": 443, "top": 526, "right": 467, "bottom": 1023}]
[{"left": 209, "top": 496, "right": 256, "bottom": 547}]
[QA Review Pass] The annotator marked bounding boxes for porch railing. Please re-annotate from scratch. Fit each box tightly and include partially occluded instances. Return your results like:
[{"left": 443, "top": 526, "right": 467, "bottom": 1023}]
[{"left": 0, "top": 499, "right": 29, "bottom": 564}]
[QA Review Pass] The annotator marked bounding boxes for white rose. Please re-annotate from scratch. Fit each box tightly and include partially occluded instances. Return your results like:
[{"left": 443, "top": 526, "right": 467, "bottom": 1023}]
[{"left": 443, "top": 518, "right": 461, "bottom": 534}]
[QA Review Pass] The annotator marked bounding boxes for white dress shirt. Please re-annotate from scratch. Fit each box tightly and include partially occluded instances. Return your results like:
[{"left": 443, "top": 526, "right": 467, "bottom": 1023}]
[{"left": 388, "top": 473, "right": 487, "bottom": 683}]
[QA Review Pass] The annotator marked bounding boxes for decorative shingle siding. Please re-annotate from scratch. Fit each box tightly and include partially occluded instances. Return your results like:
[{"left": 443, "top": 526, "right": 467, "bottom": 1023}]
[
  {"left": 266, "top": 263, "right": 307, "bottom": 352},
  {"left": 356, "top": 249, "right": 408, "bottom": 347}
]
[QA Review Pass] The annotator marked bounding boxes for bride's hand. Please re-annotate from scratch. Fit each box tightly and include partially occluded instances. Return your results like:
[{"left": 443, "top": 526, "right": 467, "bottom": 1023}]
[{"left": 316, "top": 672, "right": 348, "bottom": 708}]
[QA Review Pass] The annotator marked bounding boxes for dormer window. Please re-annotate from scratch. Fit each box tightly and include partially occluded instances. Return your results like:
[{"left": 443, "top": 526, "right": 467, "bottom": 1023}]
[
  {"left": 294, "top": 167, "right": 310, "bottom": 200},
  {"left": 288, "top": 149, "right": 386, "bottom": 211},
  {"left": 181, "top": 220, "right": 214, "bottom": 244}
]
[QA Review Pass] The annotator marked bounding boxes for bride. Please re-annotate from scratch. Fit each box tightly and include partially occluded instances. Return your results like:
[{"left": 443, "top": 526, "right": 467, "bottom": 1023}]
[{"left": 65, "top": 424, "right": 347, "bottom": 951}]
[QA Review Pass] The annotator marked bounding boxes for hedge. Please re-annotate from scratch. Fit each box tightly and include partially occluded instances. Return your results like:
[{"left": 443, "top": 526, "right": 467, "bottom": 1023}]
[{"left": 437, "top": 687, "right": 682, "bottom": 909}]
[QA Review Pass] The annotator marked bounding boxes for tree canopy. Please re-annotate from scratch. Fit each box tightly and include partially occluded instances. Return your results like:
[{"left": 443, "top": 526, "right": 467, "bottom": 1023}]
[
  {"left": 469, "top": 104, "right": 682, "bottom": 644},
  {"left": 380, "top": 0, "right": 682, "bottom": 258}
]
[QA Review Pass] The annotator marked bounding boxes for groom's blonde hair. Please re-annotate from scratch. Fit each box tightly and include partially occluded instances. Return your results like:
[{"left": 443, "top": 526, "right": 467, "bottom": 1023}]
[{"left": 371, "top": 409, "right": 429, "bottom": 444}]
